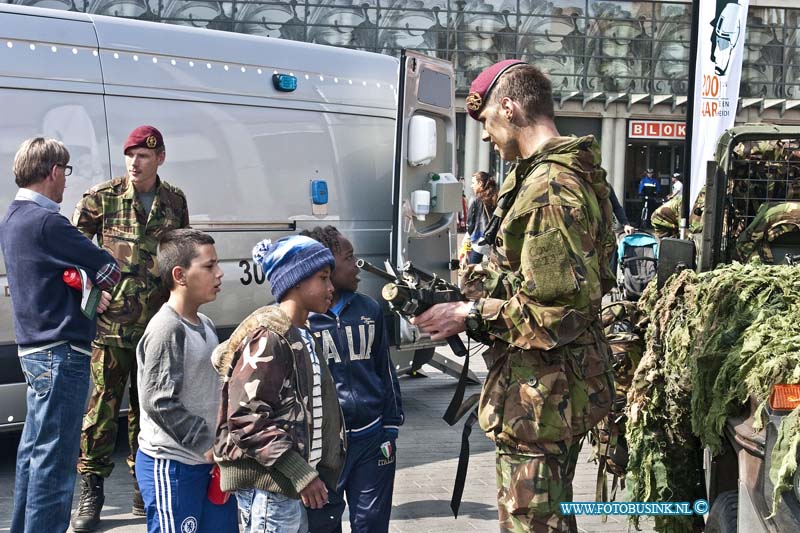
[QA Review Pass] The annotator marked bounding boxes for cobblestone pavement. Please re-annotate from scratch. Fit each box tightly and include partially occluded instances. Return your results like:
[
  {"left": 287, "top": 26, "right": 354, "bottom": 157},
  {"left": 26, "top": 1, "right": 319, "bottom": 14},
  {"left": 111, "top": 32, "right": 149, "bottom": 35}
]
[{"left": 0, "top": 341, "right": 655, "bottom": 532}]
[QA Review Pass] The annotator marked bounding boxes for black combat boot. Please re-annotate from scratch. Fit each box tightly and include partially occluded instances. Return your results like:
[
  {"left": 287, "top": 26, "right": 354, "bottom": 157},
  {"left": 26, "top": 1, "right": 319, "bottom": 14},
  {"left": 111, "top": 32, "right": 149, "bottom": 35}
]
[
  {"left": 71, "top": 473, "right": 104, "bottom": 532},
  {"left": 132, "top": 477, "right": 145, "bottom": 516}
]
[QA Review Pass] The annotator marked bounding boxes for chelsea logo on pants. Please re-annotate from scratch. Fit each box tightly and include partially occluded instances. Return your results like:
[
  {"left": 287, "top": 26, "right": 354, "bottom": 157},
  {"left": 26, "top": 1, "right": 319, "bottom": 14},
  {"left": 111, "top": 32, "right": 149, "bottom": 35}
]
[{"left": 181, "top": 516, "right": 198, "bottom": 533}]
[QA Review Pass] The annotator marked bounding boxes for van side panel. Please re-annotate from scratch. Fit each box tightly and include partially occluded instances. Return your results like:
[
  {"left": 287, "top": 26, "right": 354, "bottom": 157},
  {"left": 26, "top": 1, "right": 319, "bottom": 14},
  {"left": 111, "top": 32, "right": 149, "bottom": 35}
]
[
  {"left": 103, "top": 97, "right": 395, "bottom": 330},
  {"left": 90, "top": 13, "right": 398, "bottom": 115}
]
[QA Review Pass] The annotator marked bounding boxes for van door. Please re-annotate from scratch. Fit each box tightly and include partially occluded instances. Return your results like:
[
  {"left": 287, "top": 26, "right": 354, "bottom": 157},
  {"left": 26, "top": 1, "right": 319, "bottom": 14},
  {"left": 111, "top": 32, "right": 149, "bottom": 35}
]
[{"left": 391, "top": 50, "right": 457, "bottom": 347}]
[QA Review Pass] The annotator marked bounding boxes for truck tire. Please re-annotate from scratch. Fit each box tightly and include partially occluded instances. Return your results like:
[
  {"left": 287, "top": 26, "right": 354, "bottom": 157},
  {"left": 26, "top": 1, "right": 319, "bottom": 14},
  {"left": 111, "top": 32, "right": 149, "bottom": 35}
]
[{"left": 705, "top": 490, "right": 738, "bottom": 533}]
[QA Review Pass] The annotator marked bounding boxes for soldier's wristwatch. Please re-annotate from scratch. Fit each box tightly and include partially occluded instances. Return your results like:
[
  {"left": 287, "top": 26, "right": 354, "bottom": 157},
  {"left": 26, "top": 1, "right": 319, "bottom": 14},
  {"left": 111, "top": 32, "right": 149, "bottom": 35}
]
[{"left": 464, "top": 300, "right": 484, "bottom": 334}]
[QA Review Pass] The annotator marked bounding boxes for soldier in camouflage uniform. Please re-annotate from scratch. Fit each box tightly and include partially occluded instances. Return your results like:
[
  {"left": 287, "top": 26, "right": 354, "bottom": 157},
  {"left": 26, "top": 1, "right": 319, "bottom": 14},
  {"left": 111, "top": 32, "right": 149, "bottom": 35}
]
[
  {"left": 412, "top": 60, "right": 615, "bottom": 532},
  {"left": 650, "top": 193, "right": 681, "bottom": 239},
  {"left": 736, "top": 201, "right": 800, "bottom": 263},
  {"left": 650, "top": 186, "right": 706, "bottom": 239},
  {"left": 71, "top": 126, "right": 189, "bottom": 532}
]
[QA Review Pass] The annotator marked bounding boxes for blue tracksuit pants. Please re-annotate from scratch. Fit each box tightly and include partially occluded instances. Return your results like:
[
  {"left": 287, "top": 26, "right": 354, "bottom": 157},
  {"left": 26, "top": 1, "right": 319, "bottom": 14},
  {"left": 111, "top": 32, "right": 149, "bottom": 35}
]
[
  {"left": 135, "top": 449, "right": 238, "bottom": 533},
  {"left": 308, "top": 430, "right": 397, "bottom": 533}
]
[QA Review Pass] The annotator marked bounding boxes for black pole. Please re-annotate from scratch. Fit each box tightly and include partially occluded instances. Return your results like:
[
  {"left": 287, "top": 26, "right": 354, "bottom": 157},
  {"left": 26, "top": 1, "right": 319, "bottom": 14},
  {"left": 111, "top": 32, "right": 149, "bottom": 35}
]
[{"left": 680, "top": 0, "right": 702, "bottom": 235}]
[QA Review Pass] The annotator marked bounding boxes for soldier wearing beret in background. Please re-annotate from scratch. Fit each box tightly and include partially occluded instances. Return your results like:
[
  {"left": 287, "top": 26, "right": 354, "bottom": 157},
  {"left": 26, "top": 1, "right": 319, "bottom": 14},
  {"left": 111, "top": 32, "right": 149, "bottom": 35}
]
[
  {"left": 71, "top": 125, "right": 190, "bottom": 532},
  {"left": 411, "top": 60, "right": 615, "bottom": 532}
]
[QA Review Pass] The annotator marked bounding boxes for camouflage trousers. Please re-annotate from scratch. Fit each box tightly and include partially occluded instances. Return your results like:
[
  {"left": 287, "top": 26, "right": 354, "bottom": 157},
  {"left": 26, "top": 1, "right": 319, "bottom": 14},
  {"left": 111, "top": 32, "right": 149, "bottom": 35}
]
[
  {"left": 496, "top": 437, "right": 585, "bottom": 533},
  {"left": 77, "top": 344, "right": 140, "bottom": 478}
]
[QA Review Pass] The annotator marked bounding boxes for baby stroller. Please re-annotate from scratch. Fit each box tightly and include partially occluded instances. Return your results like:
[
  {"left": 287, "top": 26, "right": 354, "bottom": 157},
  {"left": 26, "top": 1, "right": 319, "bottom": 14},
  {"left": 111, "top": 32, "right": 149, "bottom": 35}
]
[{"left": 616, "top": 232, "right": 659, "bottom": 301}]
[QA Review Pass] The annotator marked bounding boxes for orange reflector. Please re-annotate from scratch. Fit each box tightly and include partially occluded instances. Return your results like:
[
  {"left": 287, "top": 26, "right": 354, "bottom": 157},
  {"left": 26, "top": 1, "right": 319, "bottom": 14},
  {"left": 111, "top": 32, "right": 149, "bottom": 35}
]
[{"left": 769, "top": 384, "right": 800, "bottom": 411}]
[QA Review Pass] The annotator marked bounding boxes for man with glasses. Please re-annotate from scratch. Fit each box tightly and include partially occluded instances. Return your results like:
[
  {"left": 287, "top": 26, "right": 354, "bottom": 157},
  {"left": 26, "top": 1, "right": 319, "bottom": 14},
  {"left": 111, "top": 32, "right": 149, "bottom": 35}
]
[
  {"left": 0, "top": 137, "right": 120, "bottom": 533},
  {"left": 71, "top": 126, "right": 189, "bottom": 532}
]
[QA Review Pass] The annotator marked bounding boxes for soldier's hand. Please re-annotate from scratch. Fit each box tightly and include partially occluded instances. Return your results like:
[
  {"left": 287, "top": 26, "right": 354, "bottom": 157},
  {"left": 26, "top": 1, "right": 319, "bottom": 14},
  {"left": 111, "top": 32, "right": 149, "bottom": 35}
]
[
  {"left": 410, "top": 301, "right": 470, "bottom": 341},
  {"left": 96, "top": 291, "right": 112, "bottom": 314},
  {"left": 300, "top": 477, "right": 328, "bottom": 509}
]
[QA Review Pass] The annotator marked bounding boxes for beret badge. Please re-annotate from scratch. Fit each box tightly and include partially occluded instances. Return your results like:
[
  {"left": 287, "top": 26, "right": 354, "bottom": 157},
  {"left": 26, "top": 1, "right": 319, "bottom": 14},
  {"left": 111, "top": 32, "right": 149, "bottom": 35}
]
[
  {"left": 466, "top": 92, "right": 482, "bottom": 111},
  {"left": 145, "top": 135, "right": 158, "bottom": 149}
]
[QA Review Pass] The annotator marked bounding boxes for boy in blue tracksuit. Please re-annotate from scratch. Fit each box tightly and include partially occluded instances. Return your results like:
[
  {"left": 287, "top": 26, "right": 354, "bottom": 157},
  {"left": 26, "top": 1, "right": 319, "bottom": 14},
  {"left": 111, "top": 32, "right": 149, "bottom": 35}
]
[{"left": 303, "top": 226, "right": 403, "bottom": 533}]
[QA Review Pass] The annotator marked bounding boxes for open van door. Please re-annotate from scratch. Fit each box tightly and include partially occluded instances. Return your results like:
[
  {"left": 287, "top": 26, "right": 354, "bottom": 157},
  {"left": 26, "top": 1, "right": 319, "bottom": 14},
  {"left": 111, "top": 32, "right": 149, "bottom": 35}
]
[{"left": 390, "top": 50, "right": 458, "bottom": 349}]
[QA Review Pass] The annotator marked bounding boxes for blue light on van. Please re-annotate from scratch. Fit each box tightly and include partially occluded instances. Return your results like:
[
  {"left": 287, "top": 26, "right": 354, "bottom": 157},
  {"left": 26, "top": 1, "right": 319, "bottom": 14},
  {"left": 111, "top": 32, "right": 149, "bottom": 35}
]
[
  {"left": 273, "top": 73, "right": 297, "bottom": 92},
  {"left": 311, "top": 180, "right": 328, "bottom": 205}
]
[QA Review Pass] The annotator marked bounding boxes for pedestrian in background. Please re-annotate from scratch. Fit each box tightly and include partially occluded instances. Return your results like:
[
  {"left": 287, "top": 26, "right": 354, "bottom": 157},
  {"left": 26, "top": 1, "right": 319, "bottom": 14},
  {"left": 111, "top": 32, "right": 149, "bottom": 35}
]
[
  {"left": 211, "top": 236, "right": 345, "bottom": 533},
  {"left": 466, "top": 171, "right": 497, "bottom": 264},
  {"left": 411, "top": 60, "right": 615, "bottom": 532},
  {"left": 303, "top": 226, "right": 403, "bottom": 533},
  {"left": 670, "top": 172, "right": 683, "bottom": 198},
  {"left": 1, "top": 137, "right": 119, "bottom": 533},
  {"left": 71, "top": 125, "right": 190, "bottom": 532},
  {"left": 134, "top": 229, "right": 237, "bottom": 533},
  {"left": 609, "top": 188, "right": 635, "bottom": 235}
]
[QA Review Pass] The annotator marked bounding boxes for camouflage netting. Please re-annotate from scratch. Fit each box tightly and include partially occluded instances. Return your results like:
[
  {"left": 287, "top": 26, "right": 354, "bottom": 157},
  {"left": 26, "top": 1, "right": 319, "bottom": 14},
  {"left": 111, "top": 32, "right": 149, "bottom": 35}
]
[{"left": 626, "top": 261, "right": 800, "bottom": 532}]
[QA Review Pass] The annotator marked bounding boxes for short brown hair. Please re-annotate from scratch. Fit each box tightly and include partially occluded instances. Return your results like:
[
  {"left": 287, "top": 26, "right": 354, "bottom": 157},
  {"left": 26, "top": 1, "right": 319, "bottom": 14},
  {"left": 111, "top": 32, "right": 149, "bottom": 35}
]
[
  {"left": 158, "top": 229, "right": 215, "bottom": 290},
  {"left": 491, "top": 64, "right": 554, "bottom": 121},
  {"left": 13, "top": 137, "right": 69, "bottom": 187}
]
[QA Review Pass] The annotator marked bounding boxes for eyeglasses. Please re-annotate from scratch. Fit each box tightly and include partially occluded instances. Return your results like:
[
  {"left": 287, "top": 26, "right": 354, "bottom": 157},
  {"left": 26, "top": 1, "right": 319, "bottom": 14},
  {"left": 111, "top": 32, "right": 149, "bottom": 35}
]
[{"left": 55, "top": 164, "right": 72, "bottom": 176}]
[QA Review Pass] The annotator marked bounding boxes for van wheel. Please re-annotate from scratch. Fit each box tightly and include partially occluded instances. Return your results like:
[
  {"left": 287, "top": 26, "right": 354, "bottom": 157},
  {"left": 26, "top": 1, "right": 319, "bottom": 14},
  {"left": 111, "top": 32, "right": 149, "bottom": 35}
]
[{"left": 705, "top": 490, "right": 738, "bottom": 533}]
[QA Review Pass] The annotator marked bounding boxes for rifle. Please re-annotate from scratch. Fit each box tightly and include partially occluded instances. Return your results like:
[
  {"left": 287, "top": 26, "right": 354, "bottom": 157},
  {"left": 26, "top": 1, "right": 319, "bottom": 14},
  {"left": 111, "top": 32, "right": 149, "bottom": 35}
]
[
  {"left": 356, "top": 258, "right": 467, "bottom": 361},
  {"left": 357, "top": 259, "right": 480, "bottom": 517}
]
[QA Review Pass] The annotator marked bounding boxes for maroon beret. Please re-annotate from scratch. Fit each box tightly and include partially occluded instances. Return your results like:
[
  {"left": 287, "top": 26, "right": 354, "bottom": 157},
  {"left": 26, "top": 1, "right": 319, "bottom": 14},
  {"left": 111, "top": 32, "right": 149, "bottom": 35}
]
[
  {"left": 123, "top": 125, "right": 164, "bottom": 154},
  {"left": 466, "top": 59, "right": 526, "bottom": 120}
]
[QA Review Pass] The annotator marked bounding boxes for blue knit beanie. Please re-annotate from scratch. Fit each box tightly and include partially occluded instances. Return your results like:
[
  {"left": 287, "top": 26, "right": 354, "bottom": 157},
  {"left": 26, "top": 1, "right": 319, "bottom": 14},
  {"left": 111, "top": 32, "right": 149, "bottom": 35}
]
[{"left": 252, "top": 235, "right": 335, "bottom": 302}]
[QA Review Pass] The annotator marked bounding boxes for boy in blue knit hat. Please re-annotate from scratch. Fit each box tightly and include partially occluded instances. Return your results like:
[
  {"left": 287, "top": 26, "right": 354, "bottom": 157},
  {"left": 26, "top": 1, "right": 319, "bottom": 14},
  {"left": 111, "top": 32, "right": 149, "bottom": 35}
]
[{"left": 211, "top": 235, "right": 345, "bottom": 533}]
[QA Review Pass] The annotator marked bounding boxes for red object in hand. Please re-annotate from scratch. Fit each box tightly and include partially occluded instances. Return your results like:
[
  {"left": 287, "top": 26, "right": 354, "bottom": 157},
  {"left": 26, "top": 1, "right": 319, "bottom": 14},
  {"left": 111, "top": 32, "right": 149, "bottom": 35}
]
[
  {"left": 207, "top": 464, "right": 230, "bottom": 505},
  {"left": 63, "top": 268, "right": 82, "bottom": 290}
]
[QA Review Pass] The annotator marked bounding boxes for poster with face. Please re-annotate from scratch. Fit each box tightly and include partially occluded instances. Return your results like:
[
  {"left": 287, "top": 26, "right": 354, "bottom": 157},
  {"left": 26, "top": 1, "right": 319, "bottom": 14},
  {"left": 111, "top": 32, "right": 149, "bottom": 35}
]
[{"left": 688, "top": 0, "right": 749, "bottom": 208}]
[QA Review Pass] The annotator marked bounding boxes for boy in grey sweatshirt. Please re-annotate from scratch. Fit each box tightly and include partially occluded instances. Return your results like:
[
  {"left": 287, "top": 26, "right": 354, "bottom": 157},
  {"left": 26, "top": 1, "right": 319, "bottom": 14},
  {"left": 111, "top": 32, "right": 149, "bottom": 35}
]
[{"left": 134, "top": 229, "right": 237, "bottom": 533}]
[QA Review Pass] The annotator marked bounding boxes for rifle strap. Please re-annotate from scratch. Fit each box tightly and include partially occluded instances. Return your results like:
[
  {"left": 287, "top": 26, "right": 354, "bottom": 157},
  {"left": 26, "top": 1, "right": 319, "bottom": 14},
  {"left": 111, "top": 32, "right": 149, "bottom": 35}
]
[
  {"left": 596, "top": 457, "right": 609, "bottom": 522},
  {"left": 443, "top": 341, "right": 477, "bottom": 425},
  {"left": 450, "top": 409, "right": 478, "bottom": 518},
  {"left": 477, "top": 158, "right": 531, "bottom": 248}
]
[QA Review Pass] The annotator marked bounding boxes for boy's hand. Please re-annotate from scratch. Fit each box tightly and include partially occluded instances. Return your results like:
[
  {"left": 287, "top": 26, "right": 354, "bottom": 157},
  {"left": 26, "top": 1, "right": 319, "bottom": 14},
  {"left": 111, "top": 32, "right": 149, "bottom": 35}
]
[
  {"left": 96, "top": 291, "right": 112, "bottom": 314},
  {"left": 203, "top": 448, "right": 214, "bottom": 462},
  {"left": 300, "top": 477, "right": 328, "bottom": 509}
]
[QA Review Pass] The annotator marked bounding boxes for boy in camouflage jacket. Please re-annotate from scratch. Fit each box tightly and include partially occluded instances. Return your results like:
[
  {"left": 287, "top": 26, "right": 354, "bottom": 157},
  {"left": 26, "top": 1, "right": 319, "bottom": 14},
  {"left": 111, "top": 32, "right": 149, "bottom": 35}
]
[{"left": 212, "top": 236, "right": 345, "bottom": 533}]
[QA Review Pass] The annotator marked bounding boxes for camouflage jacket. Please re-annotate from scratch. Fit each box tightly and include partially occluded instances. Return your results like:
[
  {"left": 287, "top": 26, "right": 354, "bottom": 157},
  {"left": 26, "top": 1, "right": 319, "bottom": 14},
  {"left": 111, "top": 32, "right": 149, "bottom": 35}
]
[
  {"left": 651, "top": 194, "right": 681, "bottom": 239},
  {"left": 464, "top": 136, "right": 614, "bottom": 450},
  {"left": 211, "top": 306, "right": 345, "bottom": 496},
  {"left": 689, "top": 186, "right": 706, "bottom": 234},
  {"left": 73, "top": 176, "right": 189, "bottom": 347},
  {"left": 736, "top": 201, "right": 800, "bottom": 263}
]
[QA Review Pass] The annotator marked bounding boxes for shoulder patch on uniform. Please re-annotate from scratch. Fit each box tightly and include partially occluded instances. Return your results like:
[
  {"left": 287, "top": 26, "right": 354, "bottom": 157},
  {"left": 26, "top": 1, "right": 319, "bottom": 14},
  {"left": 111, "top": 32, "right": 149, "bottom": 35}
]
[
  {"left": 87, "top": 178, "right": 120, "bottom": 194},
  {"left": 161, "top": 180, "right": 187, "bottom": 198}
]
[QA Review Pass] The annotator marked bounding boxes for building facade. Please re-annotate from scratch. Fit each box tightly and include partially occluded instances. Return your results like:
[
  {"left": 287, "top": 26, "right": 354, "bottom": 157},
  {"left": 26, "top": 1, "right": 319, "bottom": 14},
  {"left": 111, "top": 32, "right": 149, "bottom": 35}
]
[{"left": 6, "top": 0, "right": 800, "bottom": 222}]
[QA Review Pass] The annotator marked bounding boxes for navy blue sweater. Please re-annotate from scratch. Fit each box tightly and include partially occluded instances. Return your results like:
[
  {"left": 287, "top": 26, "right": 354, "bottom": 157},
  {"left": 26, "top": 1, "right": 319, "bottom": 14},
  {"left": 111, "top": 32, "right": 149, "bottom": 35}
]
[
  {"left": 309, "top": 292, "right": 403, "bottom": 439},
  {"left": 0, "top": 200, "right": 116, "bottom": 347}
]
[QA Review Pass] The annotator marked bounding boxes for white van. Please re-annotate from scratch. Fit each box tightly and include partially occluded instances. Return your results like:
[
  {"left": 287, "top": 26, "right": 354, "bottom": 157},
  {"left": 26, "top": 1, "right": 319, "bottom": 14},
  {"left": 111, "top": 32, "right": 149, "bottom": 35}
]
[{"left": 0, "top": 4, "right": 459, "bottom": 431}]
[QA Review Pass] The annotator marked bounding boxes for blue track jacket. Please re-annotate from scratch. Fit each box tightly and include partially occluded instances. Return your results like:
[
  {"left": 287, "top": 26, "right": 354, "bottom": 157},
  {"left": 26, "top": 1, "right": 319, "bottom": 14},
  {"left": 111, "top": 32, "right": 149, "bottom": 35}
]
[{"left": 308, "top": 291, "right": 404, "bottom": 439}]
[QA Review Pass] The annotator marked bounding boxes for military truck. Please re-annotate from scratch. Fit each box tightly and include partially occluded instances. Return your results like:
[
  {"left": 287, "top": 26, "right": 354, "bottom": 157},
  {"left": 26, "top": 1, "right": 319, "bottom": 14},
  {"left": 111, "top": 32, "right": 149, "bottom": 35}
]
[{"left": 678, "top": 125, "right": 800, "bottom": 532}]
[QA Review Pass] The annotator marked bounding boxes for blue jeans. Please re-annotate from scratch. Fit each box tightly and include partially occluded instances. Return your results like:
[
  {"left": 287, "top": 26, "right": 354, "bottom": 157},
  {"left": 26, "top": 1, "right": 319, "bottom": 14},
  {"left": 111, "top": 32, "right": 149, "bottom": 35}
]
[
  {"left": 237, "top": 488, "right": 308, "bottom": 533},
  {"left": 468, "top": 250, "right": 484, "bottom": 264},
  {"left": 11, "top": 343, "right": 90, "bottom": 533}
]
